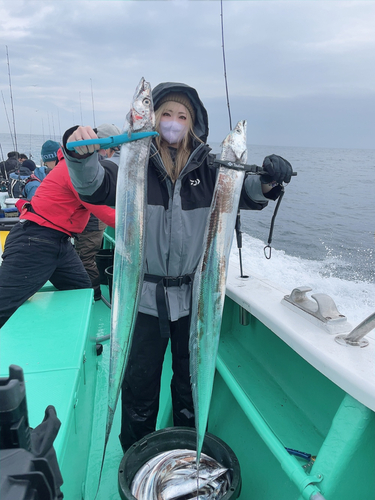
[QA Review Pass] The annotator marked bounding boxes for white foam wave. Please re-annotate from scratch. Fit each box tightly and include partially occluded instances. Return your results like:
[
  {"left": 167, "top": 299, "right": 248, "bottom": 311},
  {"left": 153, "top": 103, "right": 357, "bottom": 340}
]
[{"left": 231, "top": 233, "right": 375, "bottom": 327}]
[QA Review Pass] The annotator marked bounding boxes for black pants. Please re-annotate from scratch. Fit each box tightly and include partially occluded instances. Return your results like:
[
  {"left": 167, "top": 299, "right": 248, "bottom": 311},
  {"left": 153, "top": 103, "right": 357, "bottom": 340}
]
[
  {"left": 74, "top": 228, "right": 105, "bottom": 300},
  {"left": 120, "top": 312, "right": 195, "bottom": 451},
  {"left": 0, "top": 221, "right": 92, "bottom": 328}
]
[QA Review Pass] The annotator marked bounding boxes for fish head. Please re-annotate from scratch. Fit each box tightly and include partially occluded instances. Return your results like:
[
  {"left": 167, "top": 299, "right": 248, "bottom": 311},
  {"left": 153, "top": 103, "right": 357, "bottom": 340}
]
[
  {"left": 220, "top": 119, "right": 247, "bottom": 164},
  {"left": 126, "top": 77, "right": 155, "bottom": 132}
]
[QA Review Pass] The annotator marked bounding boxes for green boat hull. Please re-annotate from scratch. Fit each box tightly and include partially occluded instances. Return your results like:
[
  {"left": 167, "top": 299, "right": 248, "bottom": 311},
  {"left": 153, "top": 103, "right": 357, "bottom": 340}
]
[{"left": 1, "top": 229, "right": 374, "bottom": 499}]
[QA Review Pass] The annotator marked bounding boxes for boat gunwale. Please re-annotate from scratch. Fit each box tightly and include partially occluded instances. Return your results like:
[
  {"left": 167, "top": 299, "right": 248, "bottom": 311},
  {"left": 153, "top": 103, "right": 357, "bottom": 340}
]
[{"left": 225, "top": 258, "right": 375, "bottom": 412}]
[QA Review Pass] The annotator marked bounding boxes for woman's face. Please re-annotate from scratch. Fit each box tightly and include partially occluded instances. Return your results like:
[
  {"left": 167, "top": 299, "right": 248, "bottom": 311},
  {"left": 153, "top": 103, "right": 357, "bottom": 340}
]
[
  {"left": 160, "top": 101, "right": 189, "bottom": 125},
  {"left": 158, "top": 101, "right": 190, "bottom": 146}
]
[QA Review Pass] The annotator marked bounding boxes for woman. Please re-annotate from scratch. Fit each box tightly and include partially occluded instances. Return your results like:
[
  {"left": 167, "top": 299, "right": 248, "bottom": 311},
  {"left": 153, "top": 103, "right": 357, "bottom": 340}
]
[{"left": 64, "top": 82, "right": 293, "bottom": 451}]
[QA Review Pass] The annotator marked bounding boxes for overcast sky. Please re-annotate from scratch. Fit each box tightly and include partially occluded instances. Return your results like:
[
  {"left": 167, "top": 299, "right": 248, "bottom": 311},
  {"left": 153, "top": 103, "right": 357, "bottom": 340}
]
[{"left": 0, "top": 0, "right": 374, "bottom": 149}]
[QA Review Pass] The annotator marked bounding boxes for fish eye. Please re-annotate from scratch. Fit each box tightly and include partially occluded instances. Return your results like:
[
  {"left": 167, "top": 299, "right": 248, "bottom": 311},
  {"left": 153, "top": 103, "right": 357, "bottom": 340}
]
[{"left": 143, "top": 98, "right": 151, "bottom": 105}]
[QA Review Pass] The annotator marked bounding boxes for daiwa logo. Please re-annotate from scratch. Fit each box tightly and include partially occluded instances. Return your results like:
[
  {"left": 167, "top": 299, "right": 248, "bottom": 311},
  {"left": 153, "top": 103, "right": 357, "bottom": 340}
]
[{"left": 190, "top": 179, "right": 200, "bottom": 187}]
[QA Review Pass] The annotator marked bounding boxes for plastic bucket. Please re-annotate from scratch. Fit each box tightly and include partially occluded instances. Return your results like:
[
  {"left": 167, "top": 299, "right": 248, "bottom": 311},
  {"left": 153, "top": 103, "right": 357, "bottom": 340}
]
[
  {"left": 118, "top": 427, "right": 242, "bottom": 500},
  {"left": 105, "top": 266, "right": 113, "bottom": 302},
  {"left": 95, "top": 249, "right": 114, "bottom": 285}
]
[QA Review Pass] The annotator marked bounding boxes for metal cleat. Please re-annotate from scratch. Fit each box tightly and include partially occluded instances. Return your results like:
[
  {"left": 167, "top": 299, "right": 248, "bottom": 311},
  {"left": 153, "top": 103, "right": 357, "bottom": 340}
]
[{"left": 282, "top": 286, "right": 351, "bottom": 334}]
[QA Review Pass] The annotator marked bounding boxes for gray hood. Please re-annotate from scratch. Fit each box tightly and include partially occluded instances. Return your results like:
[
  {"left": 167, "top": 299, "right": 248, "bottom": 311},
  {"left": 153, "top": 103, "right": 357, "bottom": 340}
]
[{"left": 152, "top": 82, "right": 209, "bottom": 143}]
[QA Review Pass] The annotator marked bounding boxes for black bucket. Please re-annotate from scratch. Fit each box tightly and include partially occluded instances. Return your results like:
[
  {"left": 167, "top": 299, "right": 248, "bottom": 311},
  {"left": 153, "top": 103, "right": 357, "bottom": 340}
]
[
  {"left": 118, "top": 427, "right": 241, "bottom": 500},
  {"left": 105, "top": 266, "right": 113, "bottom": 302},
  {"left": 95, "top": 249, "right": 114, "bottom": 285}
]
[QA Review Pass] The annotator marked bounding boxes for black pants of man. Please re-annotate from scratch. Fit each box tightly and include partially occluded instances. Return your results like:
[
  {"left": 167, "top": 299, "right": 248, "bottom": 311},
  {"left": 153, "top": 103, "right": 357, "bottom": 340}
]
[
  {"left": 0, "top": 220, "right": 92, "bottom": 328},
  {"left": 120, "top": 312, "right": 195, "bottom": 451},
  {"left": 74, "top": 228, "right": 105, "bottom": 301}
]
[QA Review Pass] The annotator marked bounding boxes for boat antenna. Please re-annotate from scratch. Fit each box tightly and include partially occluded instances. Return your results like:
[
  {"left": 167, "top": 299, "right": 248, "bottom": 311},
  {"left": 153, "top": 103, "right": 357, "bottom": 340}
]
[
  {"left": 1, "top": 90, "right": 15, "bottom": 150},
  {"left": 90, "top": 78, "right": 96, "bottom": 128},
  {"left": 220, "top": 0, "right": 248, "bottom": 278},
  {"left": 6, "top": 46, "right": 18, "bottom": 152}
]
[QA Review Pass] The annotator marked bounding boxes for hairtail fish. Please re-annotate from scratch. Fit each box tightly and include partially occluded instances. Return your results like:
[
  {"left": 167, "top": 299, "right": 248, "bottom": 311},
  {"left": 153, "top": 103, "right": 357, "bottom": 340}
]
[
  {"left": 96, "top": 77, "right": 155, "bottom": 494},
  {"left": 189, "top": 120, "right": 248, "bottom": 465}
]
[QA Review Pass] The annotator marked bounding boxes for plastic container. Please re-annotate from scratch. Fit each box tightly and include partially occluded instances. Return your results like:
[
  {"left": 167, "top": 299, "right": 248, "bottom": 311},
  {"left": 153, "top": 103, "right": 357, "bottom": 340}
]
[
  {"left": 105, "top": 266, "right": 113, "bottom": 302},
  {"left": 118, "top": 427, "right": 242, "bottom": 500},
  {"left": 95, "top": 248, "right": 114, "bottom": 285},
  {"left": 4, "top": 198, "right": 18, "bottom": 208}
]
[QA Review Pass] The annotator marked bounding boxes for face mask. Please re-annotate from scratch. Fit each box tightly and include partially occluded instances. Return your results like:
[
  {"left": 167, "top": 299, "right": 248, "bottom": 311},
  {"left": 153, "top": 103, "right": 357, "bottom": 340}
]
[{"left": 159, "top": 120, "right": 187, "bottom": 144}]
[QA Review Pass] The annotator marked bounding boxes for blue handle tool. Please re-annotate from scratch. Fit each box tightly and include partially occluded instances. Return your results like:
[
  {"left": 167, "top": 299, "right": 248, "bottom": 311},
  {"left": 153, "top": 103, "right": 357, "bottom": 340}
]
[{"left": 66, "top": 131, "right": 159, "bottom": 151}]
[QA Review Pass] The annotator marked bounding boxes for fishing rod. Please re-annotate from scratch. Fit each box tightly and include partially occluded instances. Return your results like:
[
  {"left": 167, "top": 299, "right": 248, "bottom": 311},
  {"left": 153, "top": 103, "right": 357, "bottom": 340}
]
[
  {"left": 79, "top": 91, "right": 84, "bottom": 124},
  {"left": 6, "top": 46, "right": 18, "bottom": 152},
  {"left": 51, "top": 114, "right": 56, "bottom": 141},
  {"left": 219, "top": 2, "right": 296, "bottom": 266},
  {"left": 57, "top": 108, "right": 62, "bottom": 140},
  {"left": 90, "top": 78, "right": 96, "bottom": 128},
  {"left": 29, "top": 120, "right": 32, "bottom": 159},
  {"left": 0, "top": 142, "right": 5, "bottom": 163},
  {"left": 1, "top": 90, "right": 15, "bottom": 150},
  {"left": 220, "top": 0, "right": 248, "bottom": 278},
  {"left": 0, "top": 142, "right": 9, "bottom": 191}
]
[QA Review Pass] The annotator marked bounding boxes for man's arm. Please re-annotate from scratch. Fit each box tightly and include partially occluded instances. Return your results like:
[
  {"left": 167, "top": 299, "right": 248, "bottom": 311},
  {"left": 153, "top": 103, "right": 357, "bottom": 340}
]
[{"left": 63, "top": 126, "right": 118, "bottom": 206}]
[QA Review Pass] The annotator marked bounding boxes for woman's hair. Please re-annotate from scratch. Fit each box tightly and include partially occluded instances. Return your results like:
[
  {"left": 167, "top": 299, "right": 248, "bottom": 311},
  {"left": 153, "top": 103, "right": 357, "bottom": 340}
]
[{"left": 154, "top": 100, "right": 203, "bottom": 182}]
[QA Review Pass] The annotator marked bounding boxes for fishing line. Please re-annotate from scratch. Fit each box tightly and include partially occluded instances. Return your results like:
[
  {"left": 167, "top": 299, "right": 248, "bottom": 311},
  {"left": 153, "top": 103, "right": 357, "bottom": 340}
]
[
  {"left": 220, "top": 0, "right": 248, "bottom": 278},
  {"left": 221, "top": 0, "right": 232, "bottom": 131}
]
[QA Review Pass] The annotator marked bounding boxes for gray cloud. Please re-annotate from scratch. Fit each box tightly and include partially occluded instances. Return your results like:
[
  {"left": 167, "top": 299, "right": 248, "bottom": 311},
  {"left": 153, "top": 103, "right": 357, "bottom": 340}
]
[{"left": 0, "top": 0, "right": 374, "bottom": 148}]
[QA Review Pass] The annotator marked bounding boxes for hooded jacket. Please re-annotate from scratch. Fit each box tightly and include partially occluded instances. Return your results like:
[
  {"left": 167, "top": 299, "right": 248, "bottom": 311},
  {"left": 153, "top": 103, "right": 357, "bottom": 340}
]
[
  {"left": 63, "top": 82, "right": 271, "bottom": 320},
  {"left": 19, "top": 149, "right": 115, "bottom": 236},
  {"left": 21, "top": 166, "right": 50, "bottom": 200}
]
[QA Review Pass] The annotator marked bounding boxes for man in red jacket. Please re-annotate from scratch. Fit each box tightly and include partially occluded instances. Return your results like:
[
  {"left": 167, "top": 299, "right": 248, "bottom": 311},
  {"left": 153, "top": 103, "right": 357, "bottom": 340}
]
[{"left": 0, "top": 147, "right": 115, "bottom": 328}]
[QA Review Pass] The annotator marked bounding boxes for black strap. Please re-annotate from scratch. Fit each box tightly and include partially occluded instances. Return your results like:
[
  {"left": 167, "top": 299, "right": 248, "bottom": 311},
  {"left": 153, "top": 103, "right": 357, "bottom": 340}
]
[
  {"left": 26, "top": 205, "right": 71, "bottom": 238},
  {"left": 144, "top": 273, "right": 194, "bottom": 338}
]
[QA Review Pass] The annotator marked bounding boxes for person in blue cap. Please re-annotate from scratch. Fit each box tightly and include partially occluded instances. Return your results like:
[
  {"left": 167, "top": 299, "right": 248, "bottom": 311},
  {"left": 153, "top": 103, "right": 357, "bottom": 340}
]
[{"left": 15, "top": 141, "right": 60, "bottom": 200}]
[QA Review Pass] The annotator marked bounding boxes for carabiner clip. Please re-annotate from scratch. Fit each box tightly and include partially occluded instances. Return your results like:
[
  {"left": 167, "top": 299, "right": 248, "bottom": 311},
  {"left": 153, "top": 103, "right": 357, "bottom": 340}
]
[{"left": 264, "top": 244, "right": 272, "bottom": 260}]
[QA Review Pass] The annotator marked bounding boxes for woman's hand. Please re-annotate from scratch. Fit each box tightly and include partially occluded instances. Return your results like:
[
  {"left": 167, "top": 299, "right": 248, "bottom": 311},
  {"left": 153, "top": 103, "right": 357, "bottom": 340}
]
[
  {"left": 260, "top": 155, "right": 293, "bottom": 185},
  {"left": 67, "top": 126, "right": 100, "bottom": 156}
]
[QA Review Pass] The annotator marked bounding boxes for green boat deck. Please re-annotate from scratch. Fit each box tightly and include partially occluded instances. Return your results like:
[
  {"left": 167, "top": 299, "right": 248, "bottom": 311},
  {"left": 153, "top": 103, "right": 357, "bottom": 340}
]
[{"left": 1, "top": 245, "right": 374, "bottom": 499}]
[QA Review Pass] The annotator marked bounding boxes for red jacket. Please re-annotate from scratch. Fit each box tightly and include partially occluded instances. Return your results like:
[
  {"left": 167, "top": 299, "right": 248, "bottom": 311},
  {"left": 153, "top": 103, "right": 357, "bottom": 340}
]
[{"left": 18, "top": 149, "right": 115, "bottom": 236}]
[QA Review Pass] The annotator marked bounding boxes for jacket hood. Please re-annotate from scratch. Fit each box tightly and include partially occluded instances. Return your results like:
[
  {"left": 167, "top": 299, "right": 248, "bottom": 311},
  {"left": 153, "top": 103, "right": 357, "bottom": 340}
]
[
  {"left": 33, "top": 166, "right": 50, "bottom": 181},
  {"left": 152, "top": 82, "right": 209, "bottom": 143}
]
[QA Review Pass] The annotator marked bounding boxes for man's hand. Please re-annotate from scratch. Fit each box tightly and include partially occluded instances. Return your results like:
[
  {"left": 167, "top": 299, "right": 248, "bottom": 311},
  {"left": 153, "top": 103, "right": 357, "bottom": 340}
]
[{"left": 67, "top": 126, "right": 101, "bottom": 156}]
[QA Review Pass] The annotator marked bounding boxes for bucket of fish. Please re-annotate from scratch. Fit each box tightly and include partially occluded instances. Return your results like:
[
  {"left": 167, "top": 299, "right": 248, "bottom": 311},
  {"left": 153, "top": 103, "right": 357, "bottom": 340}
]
[
  {"left": 95, "top": 248, "right": 114, "bottom": 284},
  {"left": 118, "top": 427, "right": 241, "bottom": 500},
  {"left": 105, "top": 265, "right": 113, "bottom": 302}
]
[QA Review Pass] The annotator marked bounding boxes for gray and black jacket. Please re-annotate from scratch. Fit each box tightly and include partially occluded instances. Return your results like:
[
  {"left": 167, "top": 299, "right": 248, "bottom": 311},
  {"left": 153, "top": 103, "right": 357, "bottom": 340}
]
[{"left": 63, "top": 82, "right": 275, "bottom": 321}]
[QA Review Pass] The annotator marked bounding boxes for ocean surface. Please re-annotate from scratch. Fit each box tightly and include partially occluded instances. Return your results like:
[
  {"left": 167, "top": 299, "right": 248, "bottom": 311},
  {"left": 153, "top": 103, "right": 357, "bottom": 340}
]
[{"left": 1, "top": 132, "right": 374, "bottom": 327}]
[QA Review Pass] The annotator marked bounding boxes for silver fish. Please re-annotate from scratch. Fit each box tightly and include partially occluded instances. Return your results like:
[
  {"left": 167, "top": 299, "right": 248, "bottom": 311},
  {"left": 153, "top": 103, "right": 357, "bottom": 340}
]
[
  {"left": 189, "top": 120, "right": 247, "bottom": 463},
  {"left": 105, "top": 77, "right": 155, "bottom": 448},
  {"left": 130, "top": 449, "right": 229, "bottom": 500}
]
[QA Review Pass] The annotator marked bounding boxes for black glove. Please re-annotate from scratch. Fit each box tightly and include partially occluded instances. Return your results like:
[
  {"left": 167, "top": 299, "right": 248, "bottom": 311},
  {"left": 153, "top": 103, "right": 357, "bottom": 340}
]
[{"left": 260, "top": 154, "right": 293, "bottom": 184}]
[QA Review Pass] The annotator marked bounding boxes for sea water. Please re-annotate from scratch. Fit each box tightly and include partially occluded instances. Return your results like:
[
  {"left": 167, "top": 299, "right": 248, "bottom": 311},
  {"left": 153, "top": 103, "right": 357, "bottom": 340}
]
[{"left": 1, "top": 133, "right": 374, "bottom": 326}]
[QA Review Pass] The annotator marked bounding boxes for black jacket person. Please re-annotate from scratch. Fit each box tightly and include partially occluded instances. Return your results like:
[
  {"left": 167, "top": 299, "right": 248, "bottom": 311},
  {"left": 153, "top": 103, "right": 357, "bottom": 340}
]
[{"left": 63, "top": 82, "right": 293, "bottom": 451}]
